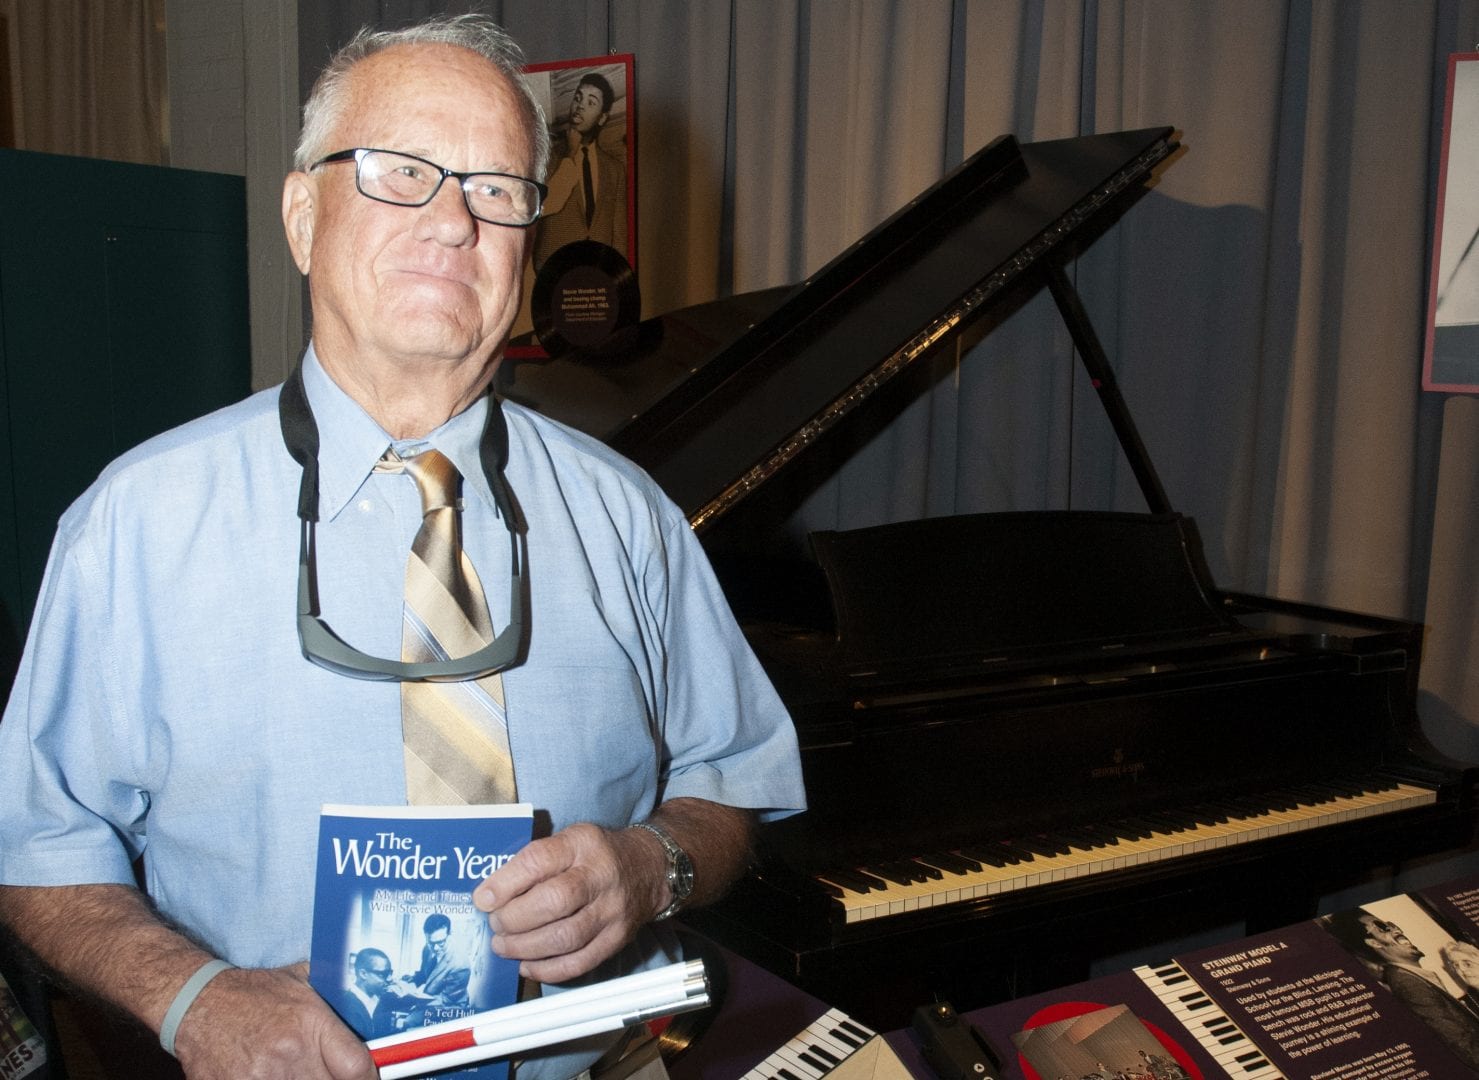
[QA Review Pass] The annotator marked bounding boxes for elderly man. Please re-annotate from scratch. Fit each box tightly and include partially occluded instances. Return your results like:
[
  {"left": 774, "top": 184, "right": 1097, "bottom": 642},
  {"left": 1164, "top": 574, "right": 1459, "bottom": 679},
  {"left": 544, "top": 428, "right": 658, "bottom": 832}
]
[{"left": 0, "top": 14, "right": 803, "bottom": 1080}]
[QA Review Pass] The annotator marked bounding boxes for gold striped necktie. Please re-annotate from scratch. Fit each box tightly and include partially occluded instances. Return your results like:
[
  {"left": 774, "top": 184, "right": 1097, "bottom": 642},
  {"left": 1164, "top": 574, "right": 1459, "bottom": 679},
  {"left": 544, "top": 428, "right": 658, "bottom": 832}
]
[{"left": 381, "top": 448, "right": 517, "bottom": 805}]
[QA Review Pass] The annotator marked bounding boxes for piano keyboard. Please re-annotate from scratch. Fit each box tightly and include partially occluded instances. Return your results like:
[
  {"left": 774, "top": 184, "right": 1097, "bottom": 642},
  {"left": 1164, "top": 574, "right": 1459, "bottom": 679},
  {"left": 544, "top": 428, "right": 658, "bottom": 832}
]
[
  {"left": 1136, "top": 960, "right": 1283, "bottom": 1078},
  {"left": 815, "top": 777, "right": 1436, "bottom": 923},
  {"left": 739, "top": 1007, "right": 877, "bottom": 1079}
]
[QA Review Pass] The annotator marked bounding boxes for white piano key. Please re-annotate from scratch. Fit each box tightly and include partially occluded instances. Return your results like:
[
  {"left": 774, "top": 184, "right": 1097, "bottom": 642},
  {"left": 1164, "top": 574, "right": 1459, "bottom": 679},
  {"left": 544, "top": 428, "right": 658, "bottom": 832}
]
[
  {"left": 740, "top": 1007, "right": 875, "bottom": 1080},
  {"left": 818, "top": 780, "right": 1436, "bottom": 924},
  {"left": 1136, "top": 961, "right": 1284, "bottom": 1079}
]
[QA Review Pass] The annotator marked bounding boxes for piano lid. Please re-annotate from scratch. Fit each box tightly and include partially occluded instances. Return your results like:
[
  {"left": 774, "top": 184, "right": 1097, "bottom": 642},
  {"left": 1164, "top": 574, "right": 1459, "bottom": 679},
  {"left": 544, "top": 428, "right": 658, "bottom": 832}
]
[{"left": 498, "top": 126, "right": 1178, "bottom": 529}]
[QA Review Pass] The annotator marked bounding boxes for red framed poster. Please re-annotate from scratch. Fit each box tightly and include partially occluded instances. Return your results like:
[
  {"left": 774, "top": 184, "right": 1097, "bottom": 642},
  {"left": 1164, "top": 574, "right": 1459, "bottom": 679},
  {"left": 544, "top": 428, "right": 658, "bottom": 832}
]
[
  {"left": 1424, "top": 52, "right": 1479, "bottom": 393},
  {"left": 509, "top": 54, "right": 638, "bottom": 360}
]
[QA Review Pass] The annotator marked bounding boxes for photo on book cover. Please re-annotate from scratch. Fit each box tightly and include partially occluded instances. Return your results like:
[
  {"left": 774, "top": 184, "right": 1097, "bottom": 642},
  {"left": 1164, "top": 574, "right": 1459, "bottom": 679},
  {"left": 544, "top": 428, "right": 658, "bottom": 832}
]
[
  {"left": 510, "top": 54, "right": 638, "bottom": 359},
  {"left": 1010, "top": 1002, "right": 1193, "bottom": 1080},
  {"left": 309, "top": 804, "right": 533, "bottom": 1080},
  {"left": 1319, "top": 892, "right": 1479, "bottom": 1072}
]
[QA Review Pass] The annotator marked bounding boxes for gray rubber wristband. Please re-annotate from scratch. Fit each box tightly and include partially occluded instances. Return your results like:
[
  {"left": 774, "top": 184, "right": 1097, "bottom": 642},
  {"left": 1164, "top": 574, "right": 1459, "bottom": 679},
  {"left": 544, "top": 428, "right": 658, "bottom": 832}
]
[{"left": 159, "top": 958, "right": 234, "bottom": 1056}]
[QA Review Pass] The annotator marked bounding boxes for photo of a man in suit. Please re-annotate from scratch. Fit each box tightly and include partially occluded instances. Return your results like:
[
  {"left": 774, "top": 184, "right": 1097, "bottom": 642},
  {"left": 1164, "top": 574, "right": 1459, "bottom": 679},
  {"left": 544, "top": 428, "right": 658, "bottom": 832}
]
[
  {"left": 381, "top": 912, "right": 473, "bottom": 1027},
  {"left": 533, "top": 68, "right": 629, "bottom": 270}
]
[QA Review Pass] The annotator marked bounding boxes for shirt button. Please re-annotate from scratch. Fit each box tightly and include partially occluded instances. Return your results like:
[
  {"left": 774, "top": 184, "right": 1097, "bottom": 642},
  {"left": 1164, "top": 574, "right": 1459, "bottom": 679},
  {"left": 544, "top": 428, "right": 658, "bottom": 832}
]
[{"left": 357, "top": 499, "right": 374, "bottom": 513}]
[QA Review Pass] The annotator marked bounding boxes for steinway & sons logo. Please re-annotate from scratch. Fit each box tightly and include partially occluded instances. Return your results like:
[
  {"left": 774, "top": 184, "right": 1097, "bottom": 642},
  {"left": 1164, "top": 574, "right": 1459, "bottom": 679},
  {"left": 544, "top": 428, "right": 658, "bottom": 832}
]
[{"left": 1091, "top": 747, "right": 1146, "bottom": 780}]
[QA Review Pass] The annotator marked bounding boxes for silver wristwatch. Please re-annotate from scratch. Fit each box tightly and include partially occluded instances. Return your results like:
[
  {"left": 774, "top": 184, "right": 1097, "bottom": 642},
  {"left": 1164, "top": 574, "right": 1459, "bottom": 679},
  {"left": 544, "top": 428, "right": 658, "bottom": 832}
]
[{"left": 631, "top": 822, "right": 695, "bottom": 921}]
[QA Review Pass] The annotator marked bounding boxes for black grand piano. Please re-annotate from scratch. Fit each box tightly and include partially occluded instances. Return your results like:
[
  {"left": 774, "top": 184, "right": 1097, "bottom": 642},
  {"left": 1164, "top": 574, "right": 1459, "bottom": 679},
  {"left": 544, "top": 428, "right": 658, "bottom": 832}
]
[{"left": 497, "top": 127, "right": 1477, "bottom": 1026}]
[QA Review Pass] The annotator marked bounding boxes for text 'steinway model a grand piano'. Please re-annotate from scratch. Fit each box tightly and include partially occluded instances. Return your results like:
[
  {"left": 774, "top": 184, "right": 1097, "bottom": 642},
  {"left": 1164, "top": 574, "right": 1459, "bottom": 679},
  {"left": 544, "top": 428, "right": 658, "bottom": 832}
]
[{"left": 498, "top": 128, "right": 1478, "bottom": 1027}]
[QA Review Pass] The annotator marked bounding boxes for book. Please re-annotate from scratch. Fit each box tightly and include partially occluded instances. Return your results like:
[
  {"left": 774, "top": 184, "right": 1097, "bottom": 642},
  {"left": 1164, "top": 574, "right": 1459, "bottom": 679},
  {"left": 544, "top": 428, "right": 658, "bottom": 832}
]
[{"left": 308, "top": 803, "right": 534, "bottom": 1080}]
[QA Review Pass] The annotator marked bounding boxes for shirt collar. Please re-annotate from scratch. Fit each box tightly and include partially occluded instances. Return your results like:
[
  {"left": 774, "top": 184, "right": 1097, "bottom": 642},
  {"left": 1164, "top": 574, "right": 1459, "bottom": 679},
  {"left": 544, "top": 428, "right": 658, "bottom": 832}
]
[{"left": 299, "top": 344, "right": 500, "bottom": 521}]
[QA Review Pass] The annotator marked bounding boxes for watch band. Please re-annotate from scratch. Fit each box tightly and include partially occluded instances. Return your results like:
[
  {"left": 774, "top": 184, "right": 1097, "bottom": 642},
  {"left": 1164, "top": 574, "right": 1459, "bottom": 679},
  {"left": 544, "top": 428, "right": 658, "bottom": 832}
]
[{"left": 631, "top": 821, "right": 694, "bottom": 921}]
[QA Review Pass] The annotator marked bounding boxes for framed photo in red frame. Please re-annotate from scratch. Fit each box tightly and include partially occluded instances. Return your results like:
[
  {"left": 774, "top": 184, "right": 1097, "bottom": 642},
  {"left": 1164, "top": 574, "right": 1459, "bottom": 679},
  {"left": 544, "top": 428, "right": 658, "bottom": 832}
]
[
  {"left": 1424, "top": 52, "right": 1479, "bottom": 393},
  {"left": 508, "top": 54, "right": 638, "bottom": 359}
]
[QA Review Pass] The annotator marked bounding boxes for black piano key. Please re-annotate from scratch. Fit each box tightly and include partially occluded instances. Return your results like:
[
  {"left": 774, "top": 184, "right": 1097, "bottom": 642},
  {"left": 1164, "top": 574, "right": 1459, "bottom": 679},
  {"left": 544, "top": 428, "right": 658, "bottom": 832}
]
[
  {"left": 828, "top": 1024, "right": 866, "bottom": 1049},
  {"left": 1036, "top": 833, "right": 1075, "bottom": 855},
  {"left": 903, "top": 859, "right": 935, "bottom": 882},
  {"left": 866, "top": 862, "right": 917, "bottom": 887},
  {"left": 922, "top": 850, "right": 982, "bottom": 874},
  {"left": 808, "top": 1043, "right": 842, "bottom": 1066},
  {"left": 1013, "top": 838, "right": 1058, "bottom": 858},
  {"left": 797, "top": 1049, "right": 829, "bottom": 1071},
  {"left": 875, "top": 859, "right": 930, "bottom": 885},
  {"left": 908, "top": 858, "right": 945, "bottom": 880},
  {"left": 814, "top": 878, "right": 845, "bottom": 898},
  {"left": 1295, "top": 781, "right": 1342, "bottom": 798},
  {"left": 1132, "top": 816, "right": 1165, "bottom": 838},
  {"left": 957, "top": 845, "right": 1009, "bottom": 867},
  {"left": 776, "top": 1069, "right": 804, "bottom": 1080},
  {"left": 1055, "top": 826, "right": 1101, "bottom": 849},
  {"left": 894, "top": 859, "right": 932, "bottom": 883},
  {"left": 820, "top": 867, "right": 885, "bottom": 893},
  {"left": 960, "top": 844, "right": 1018, "bottom": 866},
  {"left": 999, "top": 840, "right": 1044, "bottom": 861},
  {"left": 836, "top": 1020, "right": 873, "bottom": 1042},
  {"left": 1141, "top": 812, "right": 1185, "bottom": 833},
  {"left": 1166, "top": 806, "right": 1204, "bottom": 827},
  {"left": 994, "top": 843, "right": 1029, "bottom": 864},
  {"left": 1117, "top": 818, "right": 1155, "bottom": 840}
]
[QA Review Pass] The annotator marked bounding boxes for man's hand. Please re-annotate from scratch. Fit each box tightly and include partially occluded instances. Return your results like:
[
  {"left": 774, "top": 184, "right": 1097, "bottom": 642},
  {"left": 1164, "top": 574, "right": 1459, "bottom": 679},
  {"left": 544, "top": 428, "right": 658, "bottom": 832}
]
[
  {"left": 472, "top": 798, "right": 756, "bottom": 985},
  {"left": 173, "top": 963, "right": 376, "bottom": 1080},
  {"left": 473, "top": 822, "right": 659, "bottom": 984},
  {"left": 0, "top": 884, "right": 377, "bottom": 1080}
]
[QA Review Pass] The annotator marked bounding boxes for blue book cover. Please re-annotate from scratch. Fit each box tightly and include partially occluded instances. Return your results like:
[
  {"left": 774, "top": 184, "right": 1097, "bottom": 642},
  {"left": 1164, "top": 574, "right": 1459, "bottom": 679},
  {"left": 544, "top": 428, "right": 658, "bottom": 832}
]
[{"left": 309, "top": 803, "right": 534, "bottom": 1079}]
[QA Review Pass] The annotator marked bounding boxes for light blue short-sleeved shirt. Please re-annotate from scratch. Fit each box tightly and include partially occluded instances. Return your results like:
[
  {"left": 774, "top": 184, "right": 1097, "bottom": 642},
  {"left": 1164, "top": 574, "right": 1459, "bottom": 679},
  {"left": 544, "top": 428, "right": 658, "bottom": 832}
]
[{"left": 0, "top": 347, "right": 805, "bottom": 1077}]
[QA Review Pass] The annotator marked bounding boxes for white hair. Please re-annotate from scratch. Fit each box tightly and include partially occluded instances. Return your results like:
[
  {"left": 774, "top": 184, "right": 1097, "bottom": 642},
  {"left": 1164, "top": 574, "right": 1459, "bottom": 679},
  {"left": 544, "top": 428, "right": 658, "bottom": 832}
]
[{"left": 294, "top": 14, "right": 550, "bottom": 180}]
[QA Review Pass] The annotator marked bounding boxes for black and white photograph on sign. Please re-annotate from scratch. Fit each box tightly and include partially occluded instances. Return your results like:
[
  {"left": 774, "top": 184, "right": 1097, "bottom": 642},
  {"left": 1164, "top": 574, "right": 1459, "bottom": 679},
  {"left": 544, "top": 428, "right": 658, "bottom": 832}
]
[
  {"left": 1320, "top": 893, "right": 1479, "bottom": 1072},
  {"left": 509, "top": 54, "right": 637, "bottom": 359},
  {"left": 1424, "top": 52, "right": 1479, "bottom": 392}
]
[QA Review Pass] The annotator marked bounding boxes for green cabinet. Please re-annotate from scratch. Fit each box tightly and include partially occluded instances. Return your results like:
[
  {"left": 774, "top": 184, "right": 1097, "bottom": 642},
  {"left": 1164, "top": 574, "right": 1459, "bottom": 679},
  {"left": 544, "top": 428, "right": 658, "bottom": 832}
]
[{"left": 0, "top": 150, "right": 251, "bottom": 691}]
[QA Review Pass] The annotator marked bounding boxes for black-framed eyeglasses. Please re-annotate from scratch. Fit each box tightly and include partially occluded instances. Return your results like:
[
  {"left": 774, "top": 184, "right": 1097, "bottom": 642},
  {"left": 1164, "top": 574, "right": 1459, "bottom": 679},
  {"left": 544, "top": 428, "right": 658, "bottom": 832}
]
[
  {"left": 312, "top": 147, "right": 547, "bottom": 228},
  {"left": 279, "top": 360, "right": 529, "bottom": 683}
]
